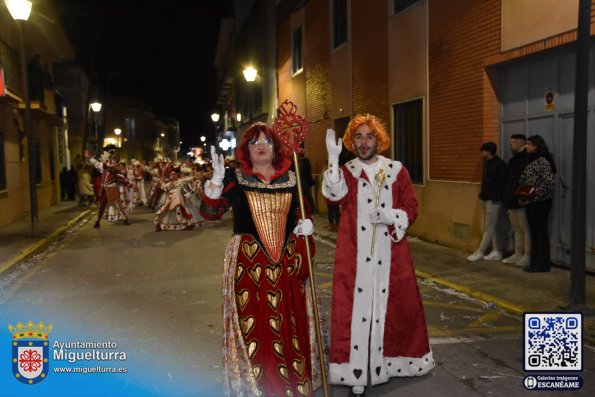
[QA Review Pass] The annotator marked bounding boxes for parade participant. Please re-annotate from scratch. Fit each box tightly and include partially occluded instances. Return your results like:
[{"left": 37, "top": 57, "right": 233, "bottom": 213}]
[
  {"left": 153, "top": 169, "right": 195, "bottom": 231},
  {"left": 322, "top": 114, "right": 434, "bottom": 396},
  {"left": 86, "top": 150, "right": 130, "bottom": 228},
  {"left": 180, "top": 164, "right": 204, "bottom": 227},
  {"left": 132, "top": 160, "right": 148, "bottom": 206},
  {"left": 104, "top": 162, "right": 134, "bottom": 222},
  {"left": 200, "top": 122, "right": 319, "bottom": 396}
]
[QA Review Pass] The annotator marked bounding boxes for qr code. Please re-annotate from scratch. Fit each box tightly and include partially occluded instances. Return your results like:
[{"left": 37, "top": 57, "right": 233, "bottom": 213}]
[{"left": 524, "top": 313, "right": 582, "bottom": 371}]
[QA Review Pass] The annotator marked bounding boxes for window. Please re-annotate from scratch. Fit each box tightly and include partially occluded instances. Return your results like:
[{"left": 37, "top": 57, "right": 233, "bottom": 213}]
[
  {"left": 125, "top": 118, "right": 136, "bottom": 138},
  {"left": 332, "top": 0, "right": 348, "bottom": 49},
  {"left": 393, "top": 99, "right": 423, "bottom": 184},
  {"left": 0, "top": 133, "right": 6, "bottom": 190},
  {"left": 292, "top": 26, "right": 303, "bottom": 74},
  {"left": 34, "top": 142, "right": 41, "bottom": 184},
  {"left": 49, "top": 145, "right": 55, "bottom": 181},
  {"left": 392, "top": 0, "right": 420, "bottom": 16}
]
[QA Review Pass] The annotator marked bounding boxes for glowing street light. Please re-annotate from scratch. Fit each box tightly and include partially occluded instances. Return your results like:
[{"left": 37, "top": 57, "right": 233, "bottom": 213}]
[
  {"left": 5, "top": 0, "right": 37, "bottom": 235},
  {"left": 243, "top": 66, "right": 257, "bottom": 122},
  {"left": 200, "top": 135, "right": 206, "bottom": 142},
  {"left": 4, "top": 0, "right": 32, "bottom": 20},
  {"left": 243, "top": 66, "right": 257, "bottom": 82},
  {"left": 90, "top": 101, "right": 102, "bottom": 112},
  {"left": 211, "top": 113, "right": 220, "bottom": 123},
  {"left": 236, "top": 113, "right": 242, "bottom": 122},
  {"left": 113, "top": 128, "right": 121, "bottom": 148}
]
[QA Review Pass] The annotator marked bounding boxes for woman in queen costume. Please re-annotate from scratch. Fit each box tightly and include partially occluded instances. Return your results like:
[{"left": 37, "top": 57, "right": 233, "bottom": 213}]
[{"left": 200, "top": 122, "right": 320, "bottom": 396}]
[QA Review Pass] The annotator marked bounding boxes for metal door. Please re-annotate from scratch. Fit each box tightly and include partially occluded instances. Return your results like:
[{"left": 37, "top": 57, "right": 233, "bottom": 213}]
[{"left": 499, "top": 46, "right": 594, "bottom": 269}]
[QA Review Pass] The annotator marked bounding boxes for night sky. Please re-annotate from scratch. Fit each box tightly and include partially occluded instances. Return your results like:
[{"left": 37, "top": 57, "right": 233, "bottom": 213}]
[{"left": 52, "top": 0, "right": 232, "bottom": 152}]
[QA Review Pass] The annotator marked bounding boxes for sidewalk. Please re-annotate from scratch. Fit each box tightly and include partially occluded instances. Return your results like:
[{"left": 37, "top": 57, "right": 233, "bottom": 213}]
[
  {"left": 0, "top": 201, "right": 91, "bottom": 274},
  {"left": 311, "top": 214, "right": 595, "bottom": 343}
]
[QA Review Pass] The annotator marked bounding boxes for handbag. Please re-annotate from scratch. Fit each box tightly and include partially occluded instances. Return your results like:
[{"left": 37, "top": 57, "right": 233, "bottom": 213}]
[{"left": 515, "top": 185, "right": 536, "bottom": 199}]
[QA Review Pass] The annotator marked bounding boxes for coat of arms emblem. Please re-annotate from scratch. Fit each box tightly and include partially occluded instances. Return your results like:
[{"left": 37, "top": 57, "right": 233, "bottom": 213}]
[{"left": 8, "top": 321, "right": 52, "bottom": 385}]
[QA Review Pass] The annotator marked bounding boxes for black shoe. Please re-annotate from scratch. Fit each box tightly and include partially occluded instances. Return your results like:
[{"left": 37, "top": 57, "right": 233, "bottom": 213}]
[
  {"left": 93, "top": 221, "right": 100, "bottom": 228},
  {"left": 523, "top": 266, "right": 550, "bottom": 273},
  {"left": 123, "top": 219, "right": 130, "bottom": 225}
]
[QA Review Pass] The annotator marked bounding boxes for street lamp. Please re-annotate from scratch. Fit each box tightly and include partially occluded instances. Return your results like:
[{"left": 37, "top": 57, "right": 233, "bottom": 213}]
[
  {"left": 114, "top": 128, "right": 121, "bottom": 148},
  {"left": 90, "top": 101, "right": 102, "bottom": 112},
  {"left": 211, "top": 112, "right": 220, "bottom": 123},
  {"left": 5, "top": 0, "right": 37, "bottom": 236},
  {"left": 200, "top": 135, "right": 206, "bottom": 142},
  {"left": 243, "top": 66, "right": 257, "bottom": 122},
  {"left": 91, "top": 100, "right": 102, "bottom": 140}
]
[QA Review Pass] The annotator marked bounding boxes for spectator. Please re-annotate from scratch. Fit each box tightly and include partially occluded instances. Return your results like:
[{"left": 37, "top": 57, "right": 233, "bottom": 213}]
[
  {"left": 59, "top": 167, "right": 68, "bottom": 201},
  {"left": 65, "top": 166, "right": 78, "bottom": 201},
  {"left": 502, "top": 134, "right": 530, "bottom": 267},
  {"left": 518, "top": 135, "right": 556, "bottom": 273},
  {"left": 467, "top": 141, "right": 508, "bottom": 262}
]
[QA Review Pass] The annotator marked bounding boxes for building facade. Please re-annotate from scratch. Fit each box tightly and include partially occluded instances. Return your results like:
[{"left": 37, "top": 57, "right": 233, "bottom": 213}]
[
  {"left": 0, "top": 0, "right": 75, "bottom": 227},
  {"left": 275, "top": 0, "right": 595, "bottom": 267}
]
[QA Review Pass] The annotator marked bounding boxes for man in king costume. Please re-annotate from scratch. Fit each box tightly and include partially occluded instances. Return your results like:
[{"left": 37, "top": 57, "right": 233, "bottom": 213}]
[{"left": 322, "top": 114, "right": 434, "bottom": 396}]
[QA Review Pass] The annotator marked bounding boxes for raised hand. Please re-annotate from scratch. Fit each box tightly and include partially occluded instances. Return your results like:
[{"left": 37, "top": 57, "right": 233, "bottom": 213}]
[
  {"left": 210, "top": 146, "right": 225, "bottom": 186},
  {"left": 325, "top": 129, "right": 342, "bottom": 159},
  {"left": 326, "top": 129, "right": 342, "bottom": 183}
]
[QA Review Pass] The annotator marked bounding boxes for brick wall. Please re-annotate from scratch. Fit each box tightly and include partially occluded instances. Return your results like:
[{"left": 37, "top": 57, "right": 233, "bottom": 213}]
[
  {"left": 428, "top": 0, "right": 501, "bottom": 182},
  {"left": 304, "top": 0, "right": 332, "bottom": 174},
  {"left": 351, "top": 0, "right": 389, "bottom": 127}
]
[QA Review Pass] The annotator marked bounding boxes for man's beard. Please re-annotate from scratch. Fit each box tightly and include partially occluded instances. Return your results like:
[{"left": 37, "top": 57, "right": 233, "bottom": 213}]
[{"left": 356, "top": 146, "right": 377, "bottom": 162}]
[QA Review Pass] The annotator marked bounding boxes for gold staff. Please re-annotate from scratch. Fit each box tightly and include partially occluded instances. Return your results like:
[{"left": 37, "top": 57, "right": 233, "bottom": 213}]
[
  {"left": 371, "top": 168, "right": 386, "bottom": 256},
  {"left": 274, "top": 100, "right": 329, "bottom": 397}
]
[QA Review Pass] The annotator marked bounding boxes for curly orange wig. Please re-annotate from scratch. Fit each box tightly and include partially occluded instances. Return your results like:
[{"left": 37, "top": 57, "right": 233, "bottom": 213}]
[{"left": 342, "top": 114, "right": 391, "bottom": 154}]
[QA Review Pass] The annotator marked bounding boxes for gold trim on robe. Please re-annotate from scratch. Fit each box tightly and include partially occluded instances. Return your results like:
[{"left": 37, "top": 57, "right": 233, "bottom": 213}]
[{"left": 245, "top": 191, "right": 292, "bottom": 263}]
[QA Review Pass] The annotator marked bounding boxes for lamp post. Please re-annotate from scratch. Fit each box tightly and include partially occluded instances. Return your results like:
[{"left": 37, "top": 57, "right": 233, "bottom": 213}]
[
  {"left": 90, "top": 100, "right": 102, "bottom": 140},
  {"left": 211, "top": 112, "right": 220, "bottom": 142},
  {"left": 5, "top": 0, "right": 37, "bottom": 236},
  {"left": 114, "top": 128, "right": 121, "bottom": 148},
  {"left": 243, "top": 66, "right": 257, "bottom": 122}
]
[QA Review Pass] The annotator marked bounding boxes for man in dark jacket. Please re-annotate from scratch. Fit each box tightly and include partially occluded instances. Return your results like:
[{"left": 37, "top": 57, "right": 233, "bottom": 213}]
[
  {"left": 467, "top": 142, "right": 508, "bottom": 262},
  {"left": 501, "top": 134, "right": 530, "bottom": 267}
]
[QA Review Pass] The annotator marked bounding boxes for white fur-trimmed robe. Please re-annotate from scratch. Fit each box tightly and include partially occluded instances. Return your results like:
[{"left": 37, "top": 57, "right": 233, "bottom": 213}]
[{"left": 322, "top": 156, "right": 434, "bottom": 387}]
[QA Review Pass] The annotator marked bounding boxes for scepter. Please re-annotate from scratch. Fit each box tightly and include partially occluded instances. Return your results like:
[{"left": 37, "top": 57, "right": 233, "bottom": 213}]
[
  {"left": 273, "top": 99, "right": 329, "bottom": 397},
  {"left": 370, "top": 169, "right": 386, "bottom": 256}
]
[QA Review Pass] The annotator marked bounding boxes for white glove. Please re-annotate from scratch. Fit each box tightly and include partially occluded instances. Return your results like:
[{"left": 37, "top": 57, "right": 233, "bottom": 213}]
[
  {"left": 210, "top": 146, "right": 225, "bottom": 186},
  {"left": 293, "top": 218, "right": 314, "bottom": 236},
  {"left": 369, "top": 209, "right": 394, "bottom": 225},
  {"left": 326, "top": 129, "right": 342, "bottom": 184}
]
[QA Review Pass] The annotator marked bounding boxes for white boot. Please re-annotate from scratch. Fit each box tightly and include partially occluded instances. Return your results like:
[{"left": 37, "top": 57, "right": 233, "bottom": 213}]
[
  {"left": 467, "top": 251, "right": 484, "bottom": 262},
  {"left": 502, "top": 253, "right": 521, "bottom": 264},
  {"left": 516, "top": 255, "right": 530, "bottom": 268},
  {"left": 483, "top": 250, "right": 503, "bottom": 261}
]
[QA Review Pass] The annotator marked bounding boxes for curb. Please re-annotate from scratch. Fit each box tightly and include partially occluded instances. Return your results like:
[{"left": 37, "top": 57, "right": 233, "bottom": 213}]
[
  {"left": 313, "top": 232, "right": 529, "bottom": 316},
  {"left": 0, "top": 209, "right": 92, "bottom": 274},
  {"left": 414, "top": 270, "right": 528, "bottom": 315}
]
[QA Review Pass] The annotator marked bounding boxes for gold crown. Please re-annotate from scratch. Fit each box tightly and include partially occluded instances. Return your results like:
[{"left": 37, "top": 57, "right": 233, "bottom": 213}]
[{"left": 8, "top": 321, "right": 53, "bottom": 340}]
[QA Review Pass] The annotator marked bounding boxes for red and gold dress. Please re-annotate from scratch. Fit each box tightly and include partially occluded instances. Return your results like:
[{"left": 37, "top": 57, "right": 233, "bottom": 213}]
[{"left": 200, "top": 164, "right": 320, "bottom": 397}]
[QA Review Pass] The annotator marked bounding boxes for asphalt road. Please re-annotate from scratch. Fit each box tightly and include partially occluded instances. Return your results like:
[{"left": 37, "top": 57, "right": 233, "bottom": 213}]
[{"left": 0, "top": 208, "right": 592, "bottom": 397}]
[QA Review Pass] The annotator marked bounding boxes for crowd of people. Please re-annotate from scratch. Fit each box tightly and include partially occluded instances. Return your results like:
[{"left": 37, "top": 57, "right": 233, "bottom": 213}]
[
  {"left": 467, "top": 134, "right": 557, "bottom": 273},
  {"left": 63, "top": 150, "right": 214, "bottom": 232}
]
